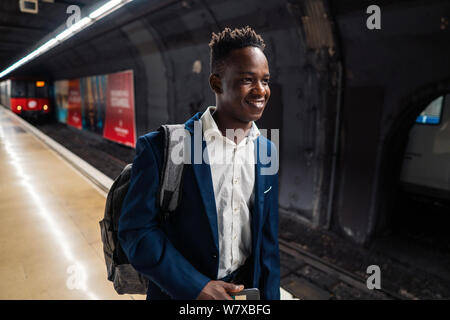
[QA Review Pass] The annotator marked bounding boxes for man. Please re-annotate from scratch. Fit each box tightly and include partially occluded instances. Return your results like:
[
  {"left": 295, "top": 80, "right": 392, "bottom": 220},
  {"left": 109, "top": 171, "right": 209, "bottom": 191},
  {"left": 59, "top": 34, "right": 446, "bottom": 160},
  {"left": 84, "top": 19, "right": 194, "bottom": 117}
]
[{"left": 118, "top": 26, "right": 280, "bottom": 300}]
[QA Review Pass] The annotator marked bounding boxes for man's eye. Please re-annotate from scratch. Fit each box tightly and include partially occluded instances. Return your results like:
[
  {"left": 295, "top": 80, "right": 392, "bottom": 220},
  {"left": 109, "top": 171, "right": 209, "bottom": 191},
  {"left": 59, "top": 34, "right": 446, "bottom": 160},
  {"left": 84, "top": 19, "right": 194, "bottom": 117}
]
[
  {"left": 241, "top": 78, "right": 252, "bottom": 83},
  {"left": 263, "top": 79, "right": 270, "bottom": 85}
]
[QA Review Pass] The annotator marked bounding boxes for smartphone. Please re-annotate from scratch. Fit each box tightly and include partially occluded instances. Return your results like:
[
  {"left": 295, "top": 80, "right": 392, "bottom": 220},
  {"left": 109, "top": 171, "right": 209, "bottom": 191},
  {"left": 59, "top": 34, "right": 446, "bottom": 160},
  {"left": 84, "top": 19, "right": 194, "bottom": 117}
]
[{"left": 231, "top": 288, "right": 260, "bottom": 300}]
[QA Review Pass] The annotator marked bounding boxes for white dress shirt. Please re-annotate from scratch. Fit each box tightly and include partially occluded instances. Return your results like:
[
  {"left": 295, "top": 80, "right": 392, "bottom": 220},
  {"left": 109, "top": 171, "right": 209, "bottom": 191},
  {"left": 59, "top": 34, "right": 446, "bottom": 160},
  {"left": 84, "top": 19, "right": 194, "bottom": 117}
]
[{"left": 200, "top": 106, "right": 260, "bottom": 278}]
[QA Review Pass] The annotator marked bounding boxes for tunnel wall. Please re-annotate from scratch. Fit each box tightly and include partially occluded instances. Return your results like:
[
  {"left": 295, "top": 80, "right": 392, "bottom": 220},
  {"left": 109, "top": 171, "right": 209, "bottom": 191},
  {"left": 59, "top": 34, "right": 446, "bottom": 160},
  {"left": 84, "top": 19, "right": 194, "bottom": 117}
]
[{"left": 330, "top": 0, "right": 450, "bottom": 243}]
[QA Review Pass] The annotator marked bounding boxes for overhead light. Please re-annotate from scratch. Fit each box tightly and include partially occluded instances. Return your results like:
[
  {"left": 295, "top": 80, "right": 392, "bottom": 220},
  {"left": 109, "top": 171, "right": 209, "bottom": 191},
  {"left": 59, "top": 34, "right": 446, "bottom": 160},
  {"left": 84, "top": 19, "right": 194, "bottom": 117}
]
[
  {"left": 55, "top": 17, "right": 92, "bottom": 41},
  {"left": 0, "top": 0, "right": 133, "bottom": 79},
  {"left": 55, "top": 28, "right": 72, "bottom": 41},
  {"left": 71, "top": 17, "right": 92, "bottom": 31},
  {"left": 37, "top": 38, "right": 58, "bottom": 53},
  {"left": 19, "top": 0, "right": 38, "bottom": 14}
]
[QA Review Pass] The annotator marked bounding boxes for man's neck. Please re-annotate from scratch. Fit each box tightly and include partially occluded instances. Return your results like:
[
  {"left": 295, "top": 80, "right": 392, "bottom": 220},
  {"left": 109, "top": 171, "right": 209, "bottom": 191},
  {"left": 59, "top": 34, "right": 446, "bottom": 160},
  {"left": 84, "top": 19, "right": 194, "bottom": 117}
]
[{"left": 212, "top": 108, "right": 252, "bottom": 145}]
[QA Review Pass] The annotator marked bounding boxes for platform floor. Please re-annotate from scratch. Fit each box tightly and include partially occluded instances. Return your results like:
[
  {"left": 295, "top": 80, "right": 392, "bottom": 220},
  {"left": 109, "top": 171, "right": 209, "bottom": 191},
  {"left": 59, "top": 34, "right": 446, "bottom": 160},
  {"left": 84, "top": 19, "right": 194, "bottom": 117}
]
[{"left": 0, "top": 108, "right": 145, "bottom": 300}]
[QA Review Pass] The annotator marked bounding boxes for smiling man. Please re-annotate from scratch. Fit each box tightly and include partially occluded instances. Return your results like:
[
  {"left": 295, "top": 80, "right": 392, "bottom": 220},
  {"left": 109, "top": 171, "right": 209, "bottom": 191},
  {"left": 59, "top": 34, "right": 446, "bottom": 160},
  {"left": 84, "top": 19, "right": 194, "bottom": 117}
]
[{"left": 118, "top": 26, "right": 280, "bottom": 300}]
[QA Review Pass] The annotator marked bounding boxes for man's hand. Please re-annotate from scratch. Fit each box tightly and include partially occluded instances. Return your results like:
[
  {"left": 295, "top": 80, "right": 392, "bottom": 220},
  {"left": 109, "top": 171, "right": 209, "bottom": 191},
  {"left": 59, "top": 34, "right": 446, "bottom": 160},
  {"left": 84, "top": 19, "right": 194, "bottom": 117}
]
[{"left": 197, "top": 281, "right": 244, "bottom": 300}]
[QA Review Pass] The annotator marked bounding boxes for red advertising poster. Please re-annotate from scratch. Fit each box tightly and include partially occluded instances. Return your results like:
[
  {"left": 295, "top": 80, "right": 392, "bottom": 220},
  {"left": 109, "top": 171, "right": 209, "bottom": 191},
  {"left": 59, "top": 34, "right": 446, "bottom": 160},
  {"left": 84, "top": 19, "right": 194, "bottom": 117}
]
[
  {"left": 103, "top": 70, "right": 136, "bottom": 147},
  {"left": 67, "top": 79, "right": 82, "bottom": 129}
]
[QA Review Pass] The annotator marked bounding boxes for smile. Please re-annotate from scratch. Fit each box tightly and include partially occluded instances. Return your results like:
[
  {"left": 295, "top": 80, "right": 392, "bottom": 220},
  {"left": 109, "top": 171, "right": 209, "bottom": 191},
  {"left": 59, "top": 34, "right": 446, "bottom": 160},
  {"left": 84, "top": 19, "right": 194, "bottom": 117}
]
[{"left": 245, "top": 99, "right": 265, "bottom": 108}]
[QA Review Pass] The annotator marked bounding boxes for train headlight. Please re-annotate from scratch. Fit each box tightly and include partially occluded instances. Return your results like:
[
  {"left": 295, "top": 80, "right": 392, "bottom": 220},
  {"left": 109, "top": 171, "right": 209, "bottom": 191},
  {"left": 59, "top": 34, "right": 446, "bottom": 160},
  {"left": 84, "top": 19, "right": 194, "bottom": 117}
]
[
  {"left": 43, "top": 105, "right": 48, "bottom": 111},
  {"left": 17, "top": 105, "right": 22, "bottom": 111}
]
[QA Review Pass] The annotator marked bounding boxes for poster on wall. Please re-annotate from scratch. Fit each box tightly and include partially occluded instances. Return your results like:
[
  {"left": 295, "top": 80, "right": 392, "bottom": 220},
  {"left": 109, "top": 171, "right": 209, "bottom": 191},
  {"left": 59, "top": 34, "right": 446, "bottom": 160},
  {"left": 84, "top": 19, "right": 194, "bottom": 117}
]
[
  {"left": 54, "top": 80, "right": 68, "bottom": 124},
  {"left": 103, "top": 70, "right": 136, "bottom": 147},
  {"left": 80, "top": 75, "right": 107, "bottom": 135},
  {"left": 67, "top": 79, "right": 82, "bottom": 129}
]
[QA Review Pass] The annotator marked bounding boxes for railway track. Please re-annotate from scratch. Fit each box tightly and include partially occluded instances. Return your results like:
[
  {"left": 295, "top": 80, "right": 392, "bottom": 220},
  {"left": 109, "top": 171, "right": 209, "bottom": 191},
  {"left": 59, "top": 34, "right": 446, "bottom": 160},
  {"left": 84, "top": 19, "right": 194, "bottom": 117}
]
[{"left": 278, "top": 238, "right": 406, "bottom": 300}]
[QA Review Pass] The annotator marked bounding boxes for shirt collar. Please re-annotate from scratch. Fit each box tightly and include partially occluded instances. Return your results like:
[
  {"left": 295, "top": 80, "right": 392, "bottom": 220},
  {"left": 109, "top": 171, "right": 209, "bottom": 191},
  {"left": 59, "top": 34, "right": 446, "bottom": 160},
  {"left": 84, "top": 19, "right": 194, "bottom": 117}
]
[{"left": 200, "top": 106, "right": 260, "bottom": 144}]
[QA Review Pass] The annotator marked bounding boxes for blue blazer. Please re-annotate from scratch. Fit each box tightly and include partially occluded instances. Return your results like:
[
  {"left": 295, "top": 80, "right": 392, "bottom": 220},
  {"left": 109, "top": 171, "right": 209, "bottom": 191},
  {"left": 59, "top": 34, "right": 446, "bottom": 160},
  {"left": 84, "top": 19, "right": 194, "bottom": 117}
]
[{"left": 118, "top": 112, "right": 280, "bottom": 300}]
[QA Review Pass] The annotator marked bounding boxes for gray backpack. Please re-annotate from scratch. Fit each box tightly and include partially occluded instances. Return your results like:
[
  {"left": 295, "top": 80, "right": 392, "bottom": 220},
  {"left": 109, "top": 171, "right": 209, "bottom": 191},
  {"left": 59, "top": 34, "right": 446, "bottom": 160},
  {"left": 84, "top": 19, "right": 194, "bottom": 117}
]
[{"left": 99, "top": 124, "right": 185, "bottom": 295}]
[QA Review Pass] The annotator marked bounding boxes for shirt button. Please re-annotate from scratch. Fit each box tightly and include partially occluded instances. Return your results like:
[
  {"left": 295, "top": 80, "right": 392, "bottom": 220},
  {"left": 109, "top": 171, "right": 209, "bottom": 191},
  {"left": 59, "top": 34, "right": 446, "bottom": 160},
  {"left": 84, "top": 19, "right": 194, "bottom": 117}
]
[
  {"left": 212, "top": 254, "right": 217, "bottom": 259},
  {"left": 233, "top": 178, "right": 239, "bottom": 184},
  {"left": 234, "top": 207, "right": 238, "bottom": 212}
]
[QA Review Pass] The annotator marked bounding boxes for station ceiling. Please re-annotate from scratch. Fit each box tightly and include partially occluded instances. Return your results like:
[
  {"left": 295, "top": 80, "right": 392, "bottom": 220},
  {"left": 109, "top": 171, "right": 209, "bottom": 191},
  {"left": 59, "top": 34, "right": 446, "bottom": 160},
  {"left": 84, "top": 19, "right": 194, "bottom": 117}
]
[
  {"left": 0, "top": 0, "right": 89, "bottom": 72},
  {"left": 0, "top": 0, "right": 438, "bottom": 80}
]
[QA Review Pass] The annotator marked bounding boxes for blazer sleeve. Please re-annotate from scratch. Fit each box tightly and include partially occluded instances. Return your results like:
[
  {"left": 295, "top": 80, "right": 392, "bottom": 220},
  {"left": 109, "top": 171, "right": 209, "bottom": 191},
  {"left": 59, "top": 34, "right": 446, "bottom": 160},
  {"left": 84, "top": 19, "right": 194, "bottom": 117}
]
[
  {"left": 259, "top": 142, "right": 281, "bottom": 300},
  {"left": 118, "top": 135, "right": 210, "bottom": 299}
]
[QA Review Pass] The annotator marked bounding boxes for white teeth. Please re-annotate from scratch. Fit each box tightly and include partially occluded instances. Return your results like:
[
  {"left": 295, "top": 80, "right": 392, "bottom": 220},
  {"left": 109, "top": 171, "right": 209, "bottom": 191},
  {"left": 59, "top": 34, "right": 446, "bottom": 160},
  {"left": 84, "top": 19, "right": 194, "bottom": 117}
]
[{"left": 247, "top": 100, "right": 265, "bottom": 107}]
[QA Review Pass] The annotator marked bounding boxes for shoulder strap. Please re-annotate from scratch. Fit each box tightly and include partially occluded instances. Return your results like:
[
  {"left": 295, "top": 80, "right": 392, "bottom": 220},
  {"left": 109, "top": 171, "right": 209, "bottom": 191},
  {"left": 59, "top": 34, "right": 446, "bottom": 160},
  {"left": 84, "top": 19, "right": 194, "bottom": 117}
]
[{"left": 158, "top": 124, "right": 186, "bottom": 216}]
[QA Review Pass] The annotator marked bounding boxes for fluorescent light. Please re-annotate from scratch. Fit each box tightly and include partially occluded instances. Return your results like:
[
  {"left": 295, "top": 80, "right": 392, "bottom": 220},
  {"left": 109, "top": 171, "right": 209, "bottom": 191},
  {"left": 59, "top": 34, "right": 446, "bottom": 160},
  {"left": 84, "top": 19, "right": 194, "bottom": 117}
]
[
  {"left": 55, "top": 28, "right": 72, "bottom": 41},
  {"left": 0, "top": 0, "right": 133, "bottom": 78},
  {"left": 0, "top": 38, "right": 58, "bottom": 77},
  {"left": 37, "top": 38, "right": 58, "bottom": 52},
  {"left": 55, "top": 17, "right": 92, "bottom": 41},
  {"left": 71, "top": 17, "right": 92, "bottom": 31},
  {"left": 89, "top": 0, "right": 122, "bottom": 19}
]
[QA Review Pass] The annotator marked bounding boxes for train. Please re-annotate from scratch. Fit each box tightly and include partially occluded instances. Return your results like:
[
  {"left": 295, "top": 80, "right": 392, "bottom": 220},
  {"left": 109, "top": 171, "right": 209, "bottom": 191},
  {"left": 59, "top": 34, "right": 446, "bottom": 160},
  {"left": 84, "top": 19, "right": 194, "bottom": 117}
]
[
  {"left": 0, "top": 77, "right": 51, "bottom": 119},
  {"left": 400, "top": 94, "right": 450, "bottom": 201}
]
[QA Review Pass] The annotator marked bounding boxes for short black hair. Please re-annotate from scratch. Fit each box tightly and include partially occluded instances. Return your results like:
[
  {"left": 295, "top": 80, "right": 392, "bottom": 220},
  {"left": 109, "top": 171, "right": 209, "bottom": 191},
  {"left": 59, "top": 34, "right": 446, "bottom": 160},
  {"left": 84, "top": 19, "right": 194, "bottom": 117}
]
[{"left": 209, "top": 26, "right": 265, "bottom": 75}]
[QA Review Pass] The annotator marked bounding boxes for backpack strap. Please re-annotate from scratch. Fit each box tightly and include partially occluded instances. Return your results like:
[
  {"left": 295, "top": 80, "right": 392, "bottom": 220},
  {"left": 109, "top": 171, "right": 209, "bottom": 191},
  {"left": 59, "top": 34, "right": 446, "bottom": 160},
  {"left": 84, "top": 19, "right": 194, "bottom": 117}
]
[{"left": 158, "top": 124, "right": 186, "bottom": 220}]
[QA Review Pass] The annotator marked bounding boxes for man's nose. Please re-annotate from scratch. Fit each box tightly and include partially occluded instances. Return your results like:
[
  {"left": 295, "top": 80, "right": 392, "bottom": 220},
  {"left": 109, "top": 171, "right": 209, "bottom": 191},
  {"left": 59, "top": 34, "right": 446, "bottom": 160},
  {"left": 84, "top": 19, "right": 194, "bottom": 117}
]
[{"left": 251, "top": 81, "right": 266, "bottom": 95}]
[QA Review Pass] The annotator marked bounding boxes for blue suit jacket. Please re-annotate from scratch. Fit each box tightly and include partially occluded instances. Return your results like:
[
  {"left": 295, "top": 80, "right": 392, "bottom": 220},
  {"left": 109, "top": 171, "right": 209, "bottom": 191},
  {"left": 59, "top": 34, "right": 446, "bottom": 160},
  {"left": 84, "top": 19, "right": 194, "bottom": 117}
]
[{"left": 118, "top": 112, "right": 280, "bottom": 300}]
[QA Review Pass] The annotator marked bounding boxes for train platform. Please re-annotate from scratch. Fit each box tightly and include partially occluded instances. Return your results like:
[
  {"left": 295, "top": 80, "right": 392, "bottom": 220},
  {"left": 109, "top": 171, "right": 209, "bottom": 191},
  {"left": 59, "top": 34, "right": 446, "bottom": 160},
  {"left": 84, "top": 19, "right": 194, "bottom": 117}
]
[
  {"left": 2, "top": 107, "right": 449, "bottom": 300},
  {"left": 0, "top": 108, "right": 143, "bottom": 299}
]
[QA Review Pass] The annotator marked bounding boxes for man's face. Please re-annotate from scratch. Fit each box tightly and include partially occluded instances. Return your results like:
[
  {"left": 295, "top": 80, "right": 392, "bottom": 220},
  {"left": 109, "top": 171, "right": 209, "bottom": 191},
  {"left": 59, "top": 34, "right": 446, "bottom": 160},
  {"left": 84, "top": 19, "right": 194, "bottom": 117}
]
[{"left": 214, "top": 46, "right": 271, "bottom": 123}]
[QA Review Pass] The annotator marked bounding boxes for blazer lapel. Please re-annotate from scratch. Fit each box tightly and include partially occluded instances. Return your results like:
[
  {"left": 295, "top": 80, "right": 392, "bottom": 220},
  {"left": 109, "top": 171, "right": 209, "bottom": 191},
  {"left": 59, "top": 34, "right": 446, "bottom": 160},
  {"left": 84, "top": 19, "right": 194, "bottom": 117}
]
[
  {"left": 252, "top": 136, "right": 266, "bottom": 253},
  {"left": 188, "top": 121, "right": 219, "bottom": 251}
]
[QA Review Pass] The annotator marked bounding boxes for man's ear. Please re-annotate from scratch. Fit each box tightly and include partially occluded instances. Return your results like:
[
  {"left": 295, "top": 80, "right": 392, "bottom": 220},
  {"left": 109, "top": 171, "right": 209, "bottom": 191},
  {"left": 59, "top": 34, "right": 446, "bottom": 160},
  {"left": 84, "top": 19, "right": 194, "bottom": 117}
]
[{"left": 209, "top": 73, "right": 222, "bottom": 94}]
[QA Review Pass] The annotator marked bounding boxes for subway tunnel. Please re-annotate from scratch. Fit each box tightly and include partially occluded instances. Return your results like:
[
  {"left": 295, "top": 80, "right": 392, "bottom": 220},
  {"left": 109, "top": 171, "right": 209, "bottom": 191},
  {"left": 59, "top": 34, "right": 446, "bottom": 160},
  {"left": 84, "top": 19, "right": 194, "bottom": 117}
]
[{"left": 0, "top": 0, "right": 449, "bottom": 300}]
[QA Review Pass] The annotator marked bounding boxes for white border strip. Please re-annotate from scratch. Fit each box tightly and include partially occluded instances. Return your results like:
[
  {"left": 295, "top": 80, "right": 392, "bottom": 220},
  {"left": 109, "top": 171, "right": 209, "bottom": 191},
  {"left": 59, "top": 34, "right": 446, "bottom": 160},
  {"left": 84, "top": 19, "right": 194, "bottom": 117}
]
[{"left": 0, "top": 106, "right": 113, "bottom": 193}]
